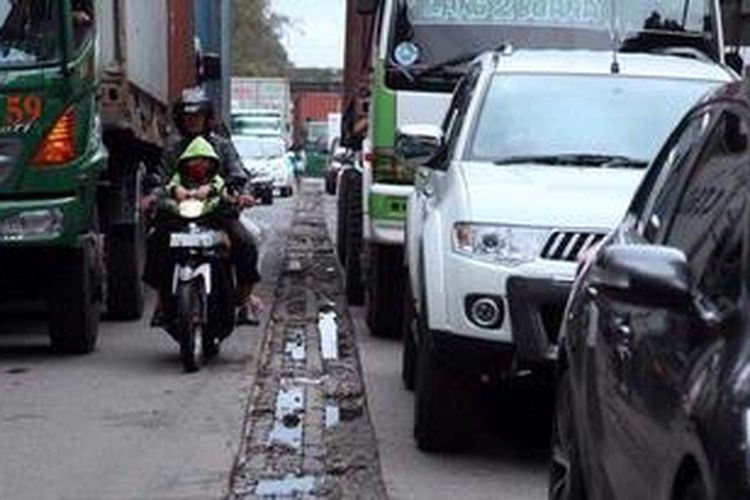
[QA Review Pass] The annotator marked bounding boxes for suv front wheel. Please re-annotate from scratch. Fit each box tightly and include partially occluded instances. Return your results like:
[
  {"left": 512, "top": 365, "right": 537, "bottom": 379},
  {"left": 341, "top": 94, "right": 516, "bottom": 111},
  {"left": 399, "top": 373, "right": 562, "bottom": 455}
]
[{"left": 414, "top": 330, "right": 472, "bottom": 452}]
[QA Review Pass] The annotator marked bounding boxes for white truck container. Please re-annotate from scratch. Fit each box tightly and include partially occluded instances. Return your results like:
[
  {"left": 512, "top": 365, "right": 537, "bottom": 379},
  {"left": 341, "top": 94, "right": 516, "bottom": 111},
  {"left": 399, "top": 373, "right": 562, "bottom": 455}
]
[{"left": 231, "top": 77, "right": 291, "bottom": 119}]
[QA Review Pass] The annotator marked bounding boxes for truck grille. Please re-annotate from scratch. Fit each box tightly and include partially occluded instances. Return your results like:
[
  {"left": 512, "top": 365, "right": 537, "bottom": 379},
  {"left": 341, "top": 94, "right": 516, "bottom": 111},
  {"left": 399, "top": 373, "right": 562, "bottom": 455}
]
[
  {"left": 0, "top": 138, "right": 21, "bottom": 185},
  {"left": 541, "top": 231, "right": 606, "bottom": 262}
]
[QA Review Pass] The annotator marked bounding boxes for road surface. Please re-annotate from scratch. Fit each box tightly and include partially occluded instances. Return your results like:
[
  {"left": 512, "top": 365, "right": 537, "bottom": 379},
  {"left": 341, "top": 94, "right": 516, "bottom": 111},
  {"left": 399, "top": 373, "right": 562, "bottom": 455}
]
[{"left": 0, "top": 197, "right": 294, "bottom": 500}]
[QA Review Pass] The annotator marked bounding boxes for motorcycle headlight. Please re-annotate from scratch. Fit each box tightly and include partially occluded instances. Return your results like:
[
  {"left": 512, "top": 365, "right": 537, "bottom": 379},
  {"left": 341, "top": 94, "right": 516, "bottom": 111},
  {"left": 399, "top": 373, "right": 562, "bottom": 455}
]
[{"left": 453, "top": 223, "right": 550, "bottom": 267}]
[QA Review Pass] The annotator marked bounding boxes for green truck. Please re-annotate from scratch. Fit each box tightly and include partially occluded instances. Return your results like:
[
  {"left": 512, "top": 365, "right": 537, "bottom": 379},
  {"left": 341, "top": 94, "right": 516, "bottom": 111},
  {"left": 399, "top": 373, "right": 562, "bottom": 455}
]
[{"left": 0, "top": 0, "right": 218, "bottom": 352}]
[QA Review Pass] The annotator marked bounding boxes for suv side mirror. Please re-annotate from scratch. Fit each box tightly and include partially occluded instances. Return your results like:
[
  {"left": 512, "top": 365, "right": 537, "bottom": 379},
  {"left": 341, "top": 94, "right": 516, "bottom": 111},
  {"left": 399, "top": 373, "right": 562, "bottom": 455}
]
[
  {"left": 201, "top": 53, "right": 222, "bottom": 81},
  {"left": 589, "top": 244, "right": 692, "bottom": 309},
  {"left": 395, "top": 125, "right": 444, "bottom": 170},
  {"left": 726, "top": 52, "right": 745, "bottom": 75},
  {"left": 356, "top": 0, "right": 380, "bottom": 14}
]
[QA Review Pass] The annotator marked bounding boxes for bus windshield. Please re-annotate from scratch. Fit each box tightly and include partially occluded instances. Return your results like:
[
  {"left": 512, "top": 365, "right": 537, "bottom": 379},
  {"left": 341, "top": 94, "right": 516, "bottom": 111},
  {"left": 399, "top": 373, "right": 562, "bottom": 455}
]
[
  {"left": 0, "top": 0, "right": 61, "bottom": 67},
  {"left": 406, "top": 0, "right": 707, "bottom": 33},
  {"left": 386, "top": 0, "right": 718, "bottom": 90}
]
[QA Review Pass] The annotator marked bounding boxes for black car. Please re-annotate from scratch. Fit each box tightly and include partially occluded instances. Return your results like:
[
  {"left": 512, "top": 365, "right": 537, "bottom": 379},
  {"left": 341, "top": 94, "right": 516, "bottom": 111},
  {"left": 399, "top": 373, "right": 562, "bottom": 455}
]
[{"left": 550, "top": 81, "right": 750, "bottom": 500}]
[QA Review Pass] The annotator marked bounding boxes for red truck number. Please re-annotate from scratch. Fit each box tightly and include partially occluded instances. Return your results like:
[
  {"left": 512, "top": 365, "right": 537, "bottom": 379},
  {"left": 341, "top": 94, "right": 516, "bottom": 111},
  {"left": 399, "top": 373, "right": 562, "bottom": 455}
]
[{"left": 5, "top": 95, "right": 43, "bottom": 126}]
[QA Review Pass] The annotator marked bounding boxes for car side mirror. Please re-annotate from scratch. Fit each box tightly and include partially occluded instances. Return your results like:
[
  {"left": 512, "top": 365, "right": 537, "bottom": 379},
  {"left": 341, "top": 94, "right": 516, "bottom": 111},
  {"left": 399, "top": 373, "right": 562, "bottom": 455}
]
[
  {"left": 726, "top": 52, "right": 745, "bottom": 75},
  {"left": 395, "top": 125, "right": 444, "bottom": 170},
  {"left": 356, "top": 0, "right": 380, "bottom": 14},
  {"left": 589, "top": 244, "right": 692, "bottom": 309}
]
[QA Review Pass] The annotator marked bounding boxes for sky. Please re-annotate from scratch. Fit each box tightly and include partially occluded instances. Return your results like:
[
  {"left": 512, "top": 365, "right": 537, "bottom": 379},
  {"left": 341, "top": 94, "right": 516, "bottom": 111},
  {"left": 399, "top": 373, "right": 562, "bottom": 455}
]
[{"left": 270, "top": 0, "right": 346, "bottom": 69}]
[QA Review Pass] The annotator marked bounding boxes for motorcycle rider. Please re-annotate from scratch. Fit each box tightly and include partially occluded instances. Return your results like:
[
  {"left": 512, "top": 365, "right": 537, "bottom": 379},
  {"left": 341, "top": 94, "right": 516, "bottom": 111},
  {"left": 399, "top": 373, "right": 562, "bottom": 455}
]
[{"left": 143, "top": 88, "right": 262, "bottom": 325}]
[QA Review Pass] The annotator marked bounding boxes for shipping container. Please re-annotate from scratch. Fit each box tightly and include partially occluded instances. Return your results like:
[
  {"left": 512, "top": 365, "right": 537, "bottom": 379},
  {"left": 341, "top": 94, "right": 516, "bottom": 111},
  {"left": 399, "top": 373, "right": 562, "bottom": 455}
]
[
  {"left": 231, "top": 78, "right": 291, "bottom": 117},
  {"left": 98, "top": 0, "right": 198, "bottom": 146},
  {"left": 292, "top": 91, "right": 341, "bottom": 147},
  {"left": 195, "top": 0, "right": 232, "bottom": 125}
]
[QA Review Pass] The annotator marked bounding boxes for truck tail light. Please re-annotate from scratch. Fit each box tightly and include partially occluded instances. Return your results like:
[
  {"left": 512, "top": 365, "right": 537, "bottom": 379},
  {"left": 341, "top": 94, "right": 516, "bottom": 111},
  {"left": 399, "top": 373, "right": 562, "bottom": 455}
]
[{"left": 31, "top": 108, "right": 76, "bottom": 167}]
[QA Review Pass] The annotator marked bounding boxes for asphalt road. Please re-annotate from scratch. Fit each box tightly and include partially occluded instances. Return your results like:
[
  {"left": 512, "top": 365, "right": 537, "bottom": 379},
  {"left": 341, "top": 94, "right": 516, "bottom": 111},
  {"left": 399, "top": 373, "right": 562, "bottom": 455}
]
[
  {"left": 0, "top": 196, "right": 294, "bottom": 500},
  {"left": 322, "top": 188, "right": 549, "bottom": 500},
  {"left": 0, "top": 184, "right": 550, "bottom": 500}
]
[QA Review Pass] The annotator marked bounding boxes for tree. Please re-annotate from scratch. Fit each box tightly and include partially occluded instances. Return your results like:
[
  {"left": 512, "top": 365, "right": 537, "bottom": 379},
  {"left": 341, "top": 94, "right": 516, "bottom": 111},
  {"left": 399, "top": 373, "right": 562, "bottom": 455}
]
[{"left": 232, "top": 0, "right": 292, "bottom": 76}]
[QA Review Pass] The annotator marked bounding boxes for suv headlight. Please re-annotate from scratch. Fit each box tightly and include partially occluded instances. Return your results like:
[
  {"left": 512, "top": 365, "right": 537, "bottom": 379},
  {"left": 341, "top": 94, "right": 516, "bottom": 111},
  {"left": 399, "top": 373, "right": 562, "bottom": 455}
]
[{"left": 452, "top": 223, "right": 549, "bottom": 267}]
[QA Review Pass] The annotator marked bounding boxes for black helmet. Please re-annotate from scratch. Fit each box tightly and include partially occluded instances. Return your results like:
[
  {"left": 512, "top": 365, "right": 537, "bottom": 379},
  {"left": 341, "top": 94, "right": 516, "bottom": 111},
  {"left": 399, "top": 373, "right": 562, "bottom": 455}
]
[{"left": 172, "top": 87, "right": 214, "bottom": 129}]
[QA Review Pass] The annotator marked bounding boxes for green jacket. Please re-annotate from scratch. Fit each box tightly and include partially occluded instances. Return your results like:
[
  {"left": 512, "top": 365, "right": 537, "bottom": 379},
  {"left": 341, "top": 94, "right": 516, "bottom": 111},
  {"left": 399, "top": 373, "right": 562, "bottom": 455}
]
[{"left": 161, "top": 137, "right": 229, "bottom": 217}]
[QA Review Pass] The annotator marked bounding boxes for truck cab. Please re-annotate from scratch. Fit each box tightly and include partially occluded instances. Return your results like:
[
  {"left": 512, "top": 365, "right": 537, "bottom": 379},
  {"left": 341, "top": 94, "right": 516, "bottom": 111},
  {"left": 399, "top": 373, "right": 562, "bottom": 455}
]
[{"left": 0, "top": 0, "right": 107, "bottom": 353}]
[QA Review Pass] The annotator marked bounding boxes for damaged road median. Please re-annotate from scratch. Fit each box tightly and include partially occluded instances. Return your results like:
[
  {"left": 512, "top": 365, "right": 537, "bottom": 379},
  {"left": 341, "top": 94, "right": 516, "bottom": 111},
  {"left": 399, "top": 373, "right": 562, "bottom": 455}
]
[{"left": 229, "top": 181, "right": 387, "bottom": 499}]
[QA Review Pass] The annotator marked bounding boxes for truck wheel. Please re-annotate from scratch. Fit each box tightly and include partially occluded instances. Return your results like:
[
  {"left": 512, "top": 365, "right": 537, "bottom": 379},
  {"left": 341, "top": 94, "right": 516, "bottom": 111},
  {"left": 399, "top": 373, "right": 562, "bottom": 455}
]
[
  {"left": 47, "top": 242, "right": 102, "bottom": 354},
  {"left": 414, "top": 334, "right": 471, "bottom": 452},
  {"left": 325, "top": 170, "right": 337, "bottom": 195},
  {"left": 341, "top": 170, "right": 364, "bottom": 305},
  {"left": 335, "top": 171, "right": 350, "bottom": 265},
  {"left": 401, "top": 278, "right": 417, "bottom": 391},
  {"left": 366, "top": 244, "right": 404, "bottom": 337},
  {"left": 106, "top": 223, "right": 145, "bottom": 320}
]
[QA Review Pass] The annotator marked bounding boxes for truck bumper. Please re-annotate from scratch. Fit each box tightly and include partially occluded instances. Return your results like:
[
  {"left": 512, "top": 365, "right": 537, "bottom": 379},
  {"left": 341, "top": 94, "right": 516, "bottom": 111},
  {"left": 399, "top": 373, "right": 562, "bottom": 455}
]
[
  {"left": 0, "top": 246, "right": 85, "bottom": 299},
  {"left": 365, "top": 184, "right": 411, "bottom": 244}
]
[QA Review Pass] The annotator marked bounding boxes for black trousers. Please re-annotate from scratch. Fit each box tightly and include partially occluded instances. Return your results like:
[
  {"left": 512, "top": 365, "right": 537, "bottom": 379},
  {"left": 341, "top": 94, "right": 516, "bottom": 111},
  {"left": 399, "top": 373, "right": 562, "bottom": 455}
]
[{"left": 143, "top": 210, "right": 260, "bottom": 298}]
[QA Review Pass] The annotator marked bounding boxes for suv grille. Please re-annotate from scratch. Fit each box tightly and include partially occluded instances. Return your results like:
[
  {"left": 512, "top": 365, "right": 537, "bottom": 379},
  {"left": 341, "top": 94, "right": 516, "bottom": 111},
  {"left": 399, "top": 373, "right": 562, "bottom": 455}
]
[{"left": 541, "top": 231, "right": 606, "bottom": 262}]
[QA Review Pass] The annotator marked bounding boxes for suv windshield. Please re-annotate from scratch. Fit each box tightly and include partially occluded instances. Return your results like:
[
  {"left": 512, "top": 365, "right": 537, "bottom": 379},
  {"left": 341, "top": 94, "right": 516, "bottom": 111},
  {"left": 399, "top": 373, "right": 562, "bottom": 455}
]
[
  {"left": 469, "top": 74, "right": 717, "bottom": 165},
  {"left": 0, "top": 0, "right": 61, "bottom": 67}
]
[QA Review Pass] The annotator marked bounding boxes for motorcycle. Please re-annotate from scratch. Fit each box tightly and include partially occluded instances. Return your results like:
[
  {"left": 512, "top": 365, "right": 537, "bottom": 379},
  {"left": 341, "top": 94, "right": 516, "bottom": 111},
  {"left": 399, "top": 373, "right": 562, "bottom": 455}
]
[{"left": 165, "top": 198, "right": 236, "bottom": 372}]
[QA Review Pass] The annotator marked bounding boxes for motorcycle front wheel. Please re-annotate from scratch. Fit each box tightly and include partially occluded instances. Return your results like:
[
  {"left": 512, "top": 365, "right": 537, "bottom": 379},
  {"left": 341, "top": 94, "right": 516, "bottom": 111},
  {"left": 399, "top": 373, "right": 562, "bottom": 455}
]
[{"left": 176, "top": 280, "right": 205, "bottom": 373}]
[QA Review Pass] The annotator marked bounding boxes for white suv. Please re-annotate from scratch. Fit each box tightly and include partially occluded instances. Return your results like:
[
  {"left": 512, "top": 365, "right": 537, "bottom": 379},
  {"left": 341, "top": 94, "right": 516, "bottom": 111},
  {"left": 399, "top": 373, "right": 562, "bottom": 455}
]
[{"left": 399, "top": 49, "right": 736, "bottom": 451}]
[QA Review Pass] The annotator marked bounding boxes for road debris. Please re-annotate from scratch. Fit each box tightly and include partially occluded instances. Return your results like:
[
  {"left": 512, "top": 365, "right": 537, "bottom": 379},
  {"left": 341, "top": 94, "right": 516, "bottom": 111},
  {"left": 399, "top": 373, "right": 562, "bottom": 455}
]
[{"left": 230, "top": 183, "right": 386, "bottom": 499}]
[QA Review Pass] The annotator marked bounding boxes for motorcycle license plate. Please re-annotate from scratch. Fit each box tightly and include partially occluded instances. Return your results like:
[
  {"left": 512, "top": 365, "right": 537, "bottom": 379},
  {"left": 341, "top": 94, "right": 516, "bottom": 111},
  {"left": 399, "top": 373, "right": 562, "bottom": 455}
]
[{"left": 170, "top": 231, "right": 223, "bottom": 248}]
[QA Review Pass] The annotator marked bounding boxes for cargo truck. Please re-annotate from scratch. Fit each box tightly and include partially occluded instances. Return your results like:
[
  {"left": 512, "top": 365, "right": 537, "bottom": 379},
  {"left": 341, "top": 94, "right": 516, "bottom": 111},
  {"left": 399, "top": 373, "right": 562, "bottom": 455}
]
[
  {"left": 338, "top": 0, "right": 736, "bottom": 337},
  {"left": 0, "top": 0, "right": 220, "bottom": 353},
  {"left": 230, "top": 77, "right": 291, "bottom": 141}
]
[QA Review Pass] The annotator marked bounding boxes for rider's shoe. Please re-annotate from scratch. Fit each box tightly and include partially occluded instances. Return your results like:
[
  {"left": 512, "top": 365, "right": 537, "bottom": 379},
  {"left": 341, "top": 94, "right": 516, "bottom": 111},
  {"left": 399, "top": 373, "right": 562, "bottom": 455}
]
[
  {"left": 236, "top": 306, "right": 261, "bottom": 326},
  {"left": 150, "top": 306, "right": 165, "bottom": 328},
  {"left": 204, "top": 337, "right": 220, "bottom": 358}
]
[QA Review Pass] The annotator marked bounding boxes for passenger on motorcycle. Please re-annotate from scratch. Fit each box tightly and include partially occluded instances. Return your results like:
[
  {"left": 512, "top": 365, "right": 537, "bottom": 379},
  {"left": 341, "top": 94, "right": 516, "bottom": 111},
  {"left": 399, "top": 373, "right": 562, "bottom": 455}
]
[{"left": 143, "top": 92, "right": 262, "bottom": 326}]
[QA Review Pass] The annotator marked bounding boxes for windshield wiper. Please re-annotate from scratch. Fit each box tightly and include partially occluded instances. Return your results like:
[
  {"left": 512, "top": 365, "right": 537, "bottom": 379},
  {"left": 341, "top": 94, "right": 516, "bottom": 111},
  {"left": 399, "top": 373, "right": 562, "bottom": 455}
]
[
  {"left": 493, "top": 154, "right": 648, "bottom": 168},
  {"left": 415, "top": 43, "right": 509, "bottom": 79}
]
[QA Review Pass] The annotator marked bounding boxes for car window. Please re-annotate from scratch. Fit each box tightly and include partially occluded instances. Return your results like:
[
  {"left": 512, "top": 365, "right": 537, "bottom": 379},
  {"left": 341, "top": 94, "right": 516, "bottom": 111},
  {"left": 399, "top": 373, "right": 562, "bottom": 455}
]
[
  {"left": 468, "top": 74, "right": 717, "bottom": 164},
  {"left": 636, "top": 110, "right": 714, "bottom": 240},
  {"left": 662, "top": 108, "right": 750, "bottom": 311}
]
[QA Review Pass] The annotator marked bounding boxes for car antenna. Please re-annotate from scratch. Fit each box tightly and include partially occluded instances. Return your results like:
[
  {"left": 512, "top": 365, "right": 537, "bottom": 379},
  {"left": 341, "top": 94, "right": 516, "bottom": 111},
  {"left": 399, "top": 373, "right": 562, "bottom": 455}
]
[{"left": 609, "top": 0, "right": 621, "bottom": 74}]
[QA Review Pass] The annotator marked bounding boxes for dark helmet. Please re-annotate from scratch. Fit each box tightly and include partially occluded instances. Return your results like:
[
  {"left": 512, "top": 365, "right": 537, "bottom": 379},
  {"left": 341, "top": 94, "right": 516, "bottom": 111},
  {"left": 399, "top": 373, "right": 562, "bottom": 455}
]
[{"left": 172, "top": 87, "right": 214, "bottom": 132}]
